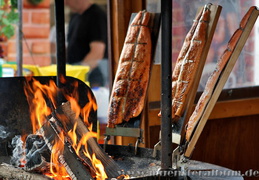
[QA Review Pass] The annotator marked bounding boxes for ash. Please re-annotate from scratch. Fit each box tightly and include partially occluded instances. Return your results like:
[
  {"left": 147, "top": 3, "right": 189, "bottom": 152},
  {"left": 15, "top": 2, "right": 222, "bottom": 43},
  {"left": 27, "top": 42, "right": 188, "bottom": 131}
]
[
  {"left": 24, "top": 134, "right": 49, "bottom": 170},
  {"left": 0, "top": 125, "right": 10, "bottom": 139},
  {"left": 9, "top": 134, "right": 49, "bottom": 170},
  {"left": 10, "top": 135, "right": 25, "bottom": 167},
  {"left": 115, "top": 156, "right": 161, "bottom": 178}
]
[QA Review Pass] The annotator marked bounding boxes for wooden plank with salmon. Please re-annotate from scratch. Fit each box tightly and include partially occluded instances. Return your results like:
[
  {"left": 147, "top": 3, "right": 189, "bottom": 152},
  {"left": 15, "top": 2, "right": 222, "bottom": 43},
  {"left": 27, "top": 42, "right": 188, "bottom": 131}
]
[
  {"left": 108, "top": 10, "right": 152, "bottom": 128},
  {"left": 184, "top": 6, "right": 259, "bottom": 158}
]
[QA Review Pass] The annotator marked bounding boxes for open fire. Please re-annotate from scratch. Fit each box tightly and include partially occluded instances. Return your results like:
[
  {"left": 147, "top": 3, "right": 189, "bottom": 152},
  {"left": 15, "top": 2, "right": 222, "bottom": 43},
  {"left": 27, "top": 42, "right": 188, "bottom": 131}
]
[{"left": 8, "top": 76, "right": 122, "bottom": 180}]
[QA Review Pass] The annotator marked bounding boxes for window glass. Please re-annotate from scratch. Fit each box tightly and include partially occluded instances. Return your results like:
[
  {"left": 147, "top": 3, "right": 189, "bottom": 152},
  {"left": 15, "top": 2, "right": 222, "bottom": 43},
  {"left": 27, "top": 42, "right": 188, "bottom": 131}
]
[{"left": 147, "top": 0, "right": 258, "bottom": 90}]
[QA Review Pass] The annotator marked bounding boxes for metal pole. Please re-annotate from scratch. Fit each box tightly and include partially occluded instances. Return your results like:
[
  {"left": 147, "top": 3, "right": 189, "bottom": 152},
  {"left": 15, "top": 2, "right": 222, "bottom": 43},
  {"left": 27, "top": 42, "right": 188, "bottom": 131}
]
[
  {"left": 160, "top": 0, "right": 172, "bottom": 171},
  {"left": 16, "top": 0, "right": 23, "bottom": 76},
  {"left": 54, "top": 0, "right": 66, "bottom": 87}
]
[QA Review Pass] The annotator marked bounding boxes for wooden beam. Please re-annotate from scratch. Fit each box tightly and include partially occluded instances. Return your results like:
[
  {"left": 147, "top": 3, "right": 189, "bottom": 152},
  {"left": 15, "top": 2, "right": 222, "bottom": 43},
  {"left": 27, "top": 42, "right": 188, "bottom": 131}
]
[
  {"left": 147, "top": 98, "right": 259, "bottom": 127},
  {"left": 209, "top": 98, "right": 259, "bottom": 119}
]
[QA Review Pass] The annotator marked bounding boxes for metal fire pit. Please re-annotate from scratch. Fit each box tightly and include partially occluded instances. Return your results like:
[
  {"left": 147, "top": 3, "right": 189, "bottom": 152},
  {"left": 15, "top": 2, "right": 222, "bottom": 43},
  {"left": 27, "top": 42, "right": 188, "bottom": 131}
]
[
  {"left": 0, "top": 76, "right": 97, "bottom": 157},
  {"left": 101, "top": 144, "right": 243, "bottom": 180}
]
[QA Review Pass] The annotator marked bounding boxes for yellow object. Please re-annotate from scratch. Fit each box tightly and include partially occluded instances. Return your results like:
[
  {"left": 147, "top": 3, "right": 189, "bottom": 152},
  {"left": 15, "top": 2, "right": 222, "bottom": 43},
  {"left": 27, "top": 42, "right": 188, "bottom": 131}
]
[
  {"left": 1, "top": 63, "right": 40, "bottom": 77},
  {"left": 38, "top": 64, "right": 90, "bottom": 84},
  {"left": 1, "top": 63, "right": 90, "bottom": 85}
]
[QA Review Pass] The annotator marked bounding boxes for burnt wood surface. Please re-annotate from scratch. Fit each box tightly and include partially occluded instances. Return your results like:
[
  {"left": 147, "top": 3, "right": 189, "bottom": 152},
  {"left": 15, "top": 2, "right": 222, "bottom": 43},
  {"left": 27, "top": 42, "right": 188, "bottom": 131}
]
[
  {"left": 55, "top": 101, "right": 122, "bottom": 178},
  {"left": 40, "top": 118, "right": 94, "bottom": 180}
]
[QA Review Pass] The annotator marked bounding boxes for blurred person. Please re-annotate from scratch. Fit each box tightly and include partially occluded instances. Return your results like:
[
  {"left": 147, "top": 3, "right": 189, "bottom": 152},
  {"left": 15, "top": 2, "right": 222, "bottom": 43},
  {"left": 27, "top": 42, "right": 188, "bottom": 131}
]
[{"left": 65, "top": 0, "right": 108, "bottom": 88}]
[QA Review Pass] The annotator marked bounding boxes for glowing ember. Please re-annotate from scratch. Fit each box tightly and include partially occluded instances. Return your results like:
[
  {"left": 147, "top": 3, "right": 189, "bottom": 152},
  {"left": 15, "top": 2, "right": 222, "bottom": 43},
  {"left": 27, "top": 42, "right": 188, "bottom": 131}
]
[{"left": 22, "top": 77, "right": 107, "bottom": 179}]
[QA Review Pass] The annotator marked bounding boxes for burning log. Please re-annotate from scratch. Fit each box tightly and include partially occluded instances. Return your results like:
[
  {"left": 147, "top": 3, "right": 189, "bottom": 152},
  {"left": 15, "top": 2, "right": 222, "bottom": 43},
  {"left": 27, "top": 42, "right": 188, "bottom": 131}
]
[
  {"left": 19, "top": 77, "right": 124, "bottom": 179},
  {"left": 20, "top": 101, "right": 123, "bottom": 179},
  {"left": 38, "top": 117, "right": 94, "bottom": 180},
  {"left": 53, "top": 101, "right": 122, "bottom": 179},
  {"left": 0, "top": 163, "right": 51, "bottom": 180}
]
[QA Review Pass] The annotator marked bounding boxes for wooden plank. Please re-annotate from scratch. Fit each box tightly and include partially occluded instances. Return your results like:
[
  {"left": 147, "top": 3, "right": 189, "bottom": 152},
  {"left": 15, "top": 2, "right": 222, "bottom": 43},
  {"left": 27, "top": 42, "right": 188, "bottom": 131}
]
[
  {"left": 174, "top": 4, "right": 222, "bottom": 144},
  {"left": 192, "top": 114, "right": 259, "bottom": 176},
  {"left": 148, "top": 109, "right": 161, "bottom": 126},
  {"left": 147, "top": 97, "right": 259, "bottom": 128},
  {"left": 107, "top": 0, "right": 146, "bottom": 146},
  {"left": 209, "top": 98, "right": 259, "bottom": 119},
  {"left": 147, "top": 64, "right": 161, "bottom": 103},
  {"left": 184, "top": 7, "right": 259, "bottom": 158},
  {"left": 196, "top": 86, "right": 259, "bottom": 103}
]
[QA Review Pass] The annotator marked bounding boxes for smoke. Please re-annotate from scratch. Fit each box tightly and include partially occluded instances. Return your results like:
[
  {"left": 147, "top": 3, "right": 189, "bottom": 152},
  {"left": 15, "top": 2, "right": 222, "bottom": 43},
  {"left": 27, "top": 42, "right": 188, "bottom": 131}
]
[{"left": 0, "top": 125, "right": 10, "bottom": 139}]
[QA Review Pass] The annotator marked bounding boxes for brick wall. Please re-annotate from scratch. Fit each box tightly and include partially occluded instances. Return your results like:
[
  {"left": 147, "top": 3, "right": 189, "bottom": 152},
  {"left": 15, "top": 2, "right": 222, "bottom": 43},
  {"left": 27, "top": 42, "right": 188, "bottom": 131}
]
[{"left": 6, "top": 0, "right": 51, "bottom": 67}]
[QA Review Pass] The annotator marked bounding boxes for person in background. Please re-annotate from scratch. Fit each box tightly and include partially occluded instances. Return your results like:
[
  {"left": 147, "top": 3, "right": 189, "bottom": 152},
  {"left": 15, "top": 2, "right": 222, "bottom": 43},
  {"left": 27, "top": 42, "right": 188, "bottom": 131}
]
[
  {"left": 65, "top": 0, "right": 109, "bottom": 139},
  {"left": 65, "top": 0, "right": 108, "bottom": 88}
]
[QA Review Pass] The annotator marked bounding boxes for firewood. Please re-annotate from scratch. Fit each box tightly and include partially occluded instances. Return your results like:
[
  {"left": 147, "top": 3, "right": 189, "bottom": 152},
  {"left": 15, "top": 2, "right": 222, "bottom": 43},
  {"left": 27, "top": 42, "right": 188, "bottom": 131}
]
[
  {"left": 0, "top": 163, "right": 51, "bottom": 180},
  {"left": 54, "top": 101, "right": 122, "bottom": 179},
  {"left": 38, "top": 119, "right": 94, "bottom": 180}
]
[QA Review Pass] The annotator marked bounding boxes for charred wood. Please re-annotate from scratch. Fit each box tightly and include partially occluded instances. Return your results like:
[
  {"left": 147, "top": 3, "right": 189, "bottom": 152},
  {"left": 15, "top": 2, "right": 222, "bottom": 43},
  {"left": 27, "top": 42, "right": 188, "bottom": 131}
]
[
  {"left": 38, "top": 119, "right": 94, "bottom": 180},
  {"left": 54, "top": 101, "right": 122, "bottom": 178},
  {"left": 24, "top": 134, "right": 50, "bottom": 173}
]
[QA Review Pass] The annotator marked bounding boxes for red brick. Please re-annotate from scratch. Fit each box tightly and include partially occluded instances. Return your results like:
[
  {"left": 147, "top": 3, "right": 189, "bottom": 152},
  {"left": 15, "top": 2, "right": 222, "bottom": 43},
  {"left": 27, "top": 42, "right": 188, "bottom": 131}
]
[
  {"left": 23, "top": 26, "right": 50, "bottom": 38},
  {"left": 172, "top": 26, "right": 186, "bottom": 36},
  {"left": 7, "top": 54, "right": 15, "bottom": 61},
  {"left": 32, "top": 10, "right": 50, "bottom": 24},
  {"left": 7, "top": 40, "right": 16, "bottom": 55},
  {"left": 31, "top": 41, "right": 50, "bottom": 54},
  {"left": 23, "top": 55, "right": 51, "bottom": 66},
  {"left": 24, "top": 0, "right": 50, "bottom": 9},
  {"left": 7, "top": 40, "right": 31, "bottom": 55},
  {"left": 173, "top": 9, "right": 184, "bottom": 23},
  {"left": 23, "top": 11, "right": 30, "bottom": 24}
]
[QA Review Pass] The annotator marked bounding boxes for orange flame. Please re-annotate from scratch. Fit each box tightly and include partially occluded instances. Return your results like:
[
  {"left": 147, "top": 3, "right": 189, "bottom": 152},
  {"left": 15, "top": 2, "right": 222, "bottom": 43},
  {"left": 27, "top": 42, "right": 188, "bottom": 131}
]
[
  {"left": 24, "top": 78, "right": 55, "bottom": 133},
  {"left": 49, "top": 132, "right": 70, "bottom": 179},
  {"left": 67, "top": 125, "right": 107, "bottom": 180},
  {"left": 23, "top": 77, "right": 107, "bottom": 179}
]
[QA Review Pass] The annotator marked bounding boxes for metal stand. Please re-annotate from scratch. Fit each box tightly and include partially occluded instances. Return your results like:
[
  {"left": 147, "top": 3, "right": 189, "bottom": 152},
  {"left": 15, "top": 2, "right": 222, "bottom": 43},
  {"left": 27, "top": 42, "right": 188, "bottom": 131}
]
[
  {"left": 159, "top": 0, "right": 173, "bottom": 172},
  {"left": 104, "top": 119, "right": 144, "bottom": 155}
]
